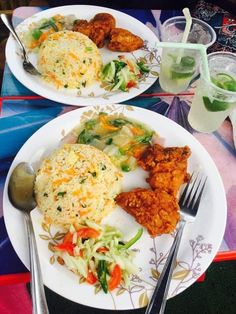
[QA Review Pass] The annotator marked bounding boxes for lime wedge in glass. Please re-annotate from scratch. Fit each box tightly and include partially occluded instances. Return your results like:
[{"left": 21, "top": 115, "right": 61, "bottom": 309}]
[
  {"left": 203, "top": 96, "right": 230, "bottom": 112},
  {"left": 180, "top": 56, "right": 196, "bottom": 68},
  {"left": 171, "top": 56, "right": 195, "bottom": 80},
  {"left": 211, "top": 73, "right": 236, "bottom": 91}
]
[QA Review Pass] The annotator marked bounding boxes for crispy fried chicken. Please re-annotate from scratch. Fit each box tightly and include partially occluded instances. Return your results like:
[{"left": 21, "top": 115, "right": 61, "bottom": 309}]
[
  {"left": 73, "top": 13, "right": 116, "bottom": 48},
  {"left": 138, "top": 144, "right": 191, "bottom": 196},
  {"left": 108, "top": 28, "right": 144, "bottom": 52},
  {"left": 115, "top": 188, "right": 180, "bottom": 237},
  {"left": 91, "top": 13, "right": 116, "bottom": 37}
]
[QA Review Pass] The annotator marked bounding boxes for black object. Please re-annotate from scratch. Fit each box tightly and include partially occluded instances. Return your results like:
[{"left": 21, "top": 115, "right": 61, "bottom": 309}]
[{"left": 47, "top": 0, "right": 198, "bottom": 10}]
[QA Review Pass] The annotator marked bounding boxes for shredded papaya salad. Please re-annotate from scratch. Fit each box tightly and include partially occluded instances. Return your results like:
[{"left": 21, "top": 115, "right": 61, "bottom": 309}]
[
  {"left": 101, "top": 55, "right": 150, "bottom": 92},
  {"left": 54, "top": 221, "right": 143, "bottom": 293}
]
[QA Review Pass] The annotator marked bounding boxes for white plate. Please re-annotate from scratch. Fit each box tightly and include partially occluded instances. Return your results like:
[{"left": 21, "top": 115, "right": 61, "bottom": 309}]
[
  {"left": 3, "top": 104, "right": 226, "bottom": 310},
  {"left": 6, "top": 5, "right": 159, "bottom": 106}
]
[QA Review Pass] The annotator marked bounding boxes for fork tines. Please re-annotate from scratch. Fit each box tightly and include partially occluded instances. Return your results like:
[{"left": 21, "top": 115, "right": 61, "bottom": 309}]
[{"left": 179, "top": 173, "right": 207, "bottom": 216}]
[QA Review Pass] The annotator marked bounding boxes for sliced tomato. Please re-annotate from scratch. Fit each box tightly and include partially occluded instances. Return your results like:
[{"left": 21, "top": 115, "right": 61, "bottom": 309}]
[
  {"left": 86, "top": 271, "right": 97, "bottom": 285},
  {"left": 54, "top": 243, "right": 75, "bottom": 256},
  {"left": 77, "top": 227, "right": 100, "bottom": 239},
  {"left": 96, "top": 247, "right": 109, "bottom": 253},
  {"left": 108, "top": 264, "right": 122, "bottom": 291},
  {"left": 126, "top": 81, "right": 136, "bottom": 89},
  {"left": 63, "top": 231, "right": 73, "bottom": 244}
]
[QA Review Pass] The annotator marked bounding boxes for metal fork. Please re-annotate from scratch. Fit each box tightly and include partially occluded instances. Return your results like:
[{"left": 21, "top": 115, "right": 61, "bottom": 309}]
[
  {"left": 145, "top": 173, "right": 207, "bottom": 314},
  {"left": 1, "top": 14, "right": 40, "bottom": 76}
]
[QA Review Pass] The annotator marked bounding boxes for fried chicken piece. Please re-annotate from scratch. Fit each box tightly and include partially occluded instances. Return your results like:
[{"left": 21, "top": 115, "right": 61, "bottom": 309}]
[
  {"left": 115, "top": 188, "right": 179, "bottom": 237},
  {"left": 73, "top": 13, "right": 115, "bottom": 48},
  {"left": 73, "top": 19, "right": 92, "bottom": 37},
  {"left": 91, "top": 13, "right": 116, "bottom": 37},
  {"left": 108, "top": 28, "right": 144, "bottom": 52},
  {"left": 89, "top": 27, "right": 106, "bottom": 48},
  {"left": 138, "top": 144, "right": 191, "bottom": 196}
]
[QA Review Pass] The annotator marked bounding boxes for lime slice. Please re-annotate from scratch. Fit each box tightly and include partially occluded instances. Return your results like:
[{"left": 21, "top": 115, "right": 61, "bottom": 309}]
[
  {"left": 203, "top": 96, "right": 230, "bottom": 112},
  {"left": 171, "top": 70, "right": 194, "bottom": 79},
  {"left": 215, "top": 73, "right": 234, "bottom": 83},
  {"left": 211, "top": 73, "right": 236, "bottom": 91},
  {"left": 170, "top": 56, "right": 195, "bottom": 80},
  {"left": 180, "top": 56, "right": 196, "bottom": 68},
  {"left": 223, "top": 80, "right": 236, "bottom": 92}
]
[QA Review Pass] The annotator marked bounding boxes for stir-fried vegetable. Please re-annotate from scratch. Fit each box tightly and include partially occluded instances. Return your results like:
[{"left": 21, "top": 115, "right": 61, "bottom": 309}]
[
  {"left": 54, "top": 221, "right": 143, "bottom": 293},
  {"left": 76, "top": 112, "right": 154, "bottom": 172},
  {"left": 22, "top": 14, "right": 76, "bottom": 50},
  {"left": 101, "top": 56, "right": 150, "bottom": 92}
]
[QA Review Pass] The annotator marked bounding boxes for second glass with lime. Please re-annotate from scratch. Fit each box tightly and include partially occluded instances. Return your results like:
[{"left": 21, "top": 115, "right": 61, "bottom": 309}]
[{"left": 188, "top": 52, "right": 236, "bottom": 132}]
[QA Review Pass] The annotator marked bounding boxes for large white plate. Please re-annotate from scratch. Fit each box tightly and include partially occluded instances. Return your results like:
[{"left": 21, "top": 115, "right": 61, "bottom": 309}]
[
  {"left": 6, "top": 5, "right": 159, "bottom": 106},
  {"left": 3, "top": 105, "right": 226, "bottom": 310}
]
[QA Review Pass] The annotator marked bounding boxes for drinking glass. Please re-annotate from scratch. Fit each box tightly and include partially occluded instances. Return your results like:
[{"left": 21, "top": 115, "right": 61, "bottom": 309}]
[
  {"left": 159, "top": 16, "right": 216, "bottom": 94},
  {"left": 188, "top": 52, "right": 236, "bottom": 133}
]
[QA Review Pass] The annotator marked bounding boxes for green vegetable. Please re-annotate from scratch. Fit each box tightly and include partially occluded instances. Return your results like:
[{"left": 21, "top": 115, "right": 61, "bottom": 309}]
[
  {"left": 32, "top": 29, "right": 42, "bottom": 40},
  {"left": 80, "top": 177, "right": 87, "bottom": 184},
  {"left": 57, "top": 192, "right": 66, "bottom": 197},
  {"left": 119, "top": 148, "right": 126, "bottom": 155},
  {"left": 85, "top": 119, "right": 96, "bottom": 130},
  {"left": 121, "top": 229, "right": 143, "bottom": 249},
  {"left": 101, "top": 57, "right": 146, "bottom": 92},
  {"left": 97, "top": 260, "right": 108, "bottom": 293},
  {"left": 114, "top": 60, "right": 126, "bottom": 72},
  {"left": 136, "top": 133, "right": 153, "bottom": 144},
  {"left": 110, "top": 119, "right": 127, "bottom": 127},
  {"left": 57, "top": 206, "right": 62, "bottom": 212},
  {"left": 86, "top": 47, "right": 93, "bottom": 52},
  {"left": 121, "top": 164, "right": 130, "bottom": 172},
  {"left": 78, "top": 129, "right": 100, "bottom": 144},
  {"left": 39, "top": 18, "right": 58, "bottom": 31},
  {"left": 137, "top": 61, "right": 150, "bottom": 74},
  {"left": 106, "top": 138, "right": 113, "bottom": 145}
]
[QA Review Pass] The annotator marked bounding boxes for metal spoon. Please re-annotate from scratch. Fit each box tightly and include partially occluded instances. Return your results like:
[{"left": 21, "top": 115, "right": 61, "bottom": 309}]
[
  {"left": 8, "top": 162, "right": 49, "bottom": 314},
  {"left": 1, "top": 14, "right": 40, "bottom": 75}
]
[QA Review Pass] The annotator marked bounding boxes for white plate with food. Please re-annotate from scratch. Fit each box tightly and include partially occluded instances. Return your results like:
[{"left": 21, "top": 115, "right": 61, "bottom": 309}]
[
  {"left": 5, "top": 5, "right": 159, "bottom": 106},
  {"left": 3, "top": 104, "right": 226, "bottom": 310}
]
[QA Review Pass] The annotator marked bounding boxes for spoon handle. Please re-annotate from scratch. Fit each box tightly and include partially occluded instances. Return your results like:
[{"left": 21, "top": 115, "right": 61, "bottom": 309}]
[
  {"left": 24, "top": 213, "right": 49, "bottom": 314},
  {"left": 1, "top": 14, "right": 28, "bottom": 60}
]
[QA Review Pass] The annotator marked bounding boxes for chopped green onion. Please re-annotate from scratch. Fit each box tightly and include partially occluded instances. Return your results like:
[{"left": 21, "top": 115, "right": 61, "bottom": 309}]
[
  {"left": 97, "top": 260, "right": 108, "bottom": 293},
  {"left": 121, "top": 164, "right": 130, "bottom": 172},
  {"left": 121, "top": 229, "right": 143, "bottom": 249}
]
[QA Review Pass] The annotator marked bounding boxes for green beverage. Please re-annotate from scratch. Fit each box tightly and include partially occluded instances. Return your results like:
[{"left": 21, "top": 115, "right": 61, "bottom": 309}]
[
  {"left": 159, "top": 16, "right": 216, "bottom": 94},
  {"left": 159, "top": 49, "right": 196, "bottom": 94},
  {"left": 188, "top": 52, "right": 236, "bottom": 132}
]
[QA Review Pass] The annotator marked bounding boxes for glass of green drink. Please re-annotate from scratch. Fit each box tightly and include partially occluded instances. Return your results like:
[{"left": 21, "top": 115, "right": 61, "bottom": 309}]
[
  {"left": 159, "top": 17, "right": 216, "bottom": 94},
  {"left": 188, "top": 52, "right": 236, "bottom": 133}
]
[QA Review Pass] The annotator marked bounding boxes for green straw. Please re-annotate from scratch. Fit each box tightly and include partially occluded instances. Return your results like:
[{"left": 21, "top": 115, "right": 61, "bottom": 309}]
[
  {"left": 156, "top": 42, "right": 211, "bottom": 81},
  {"left": 176, "top": 8, "right": 192, "bottom": 64}
]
